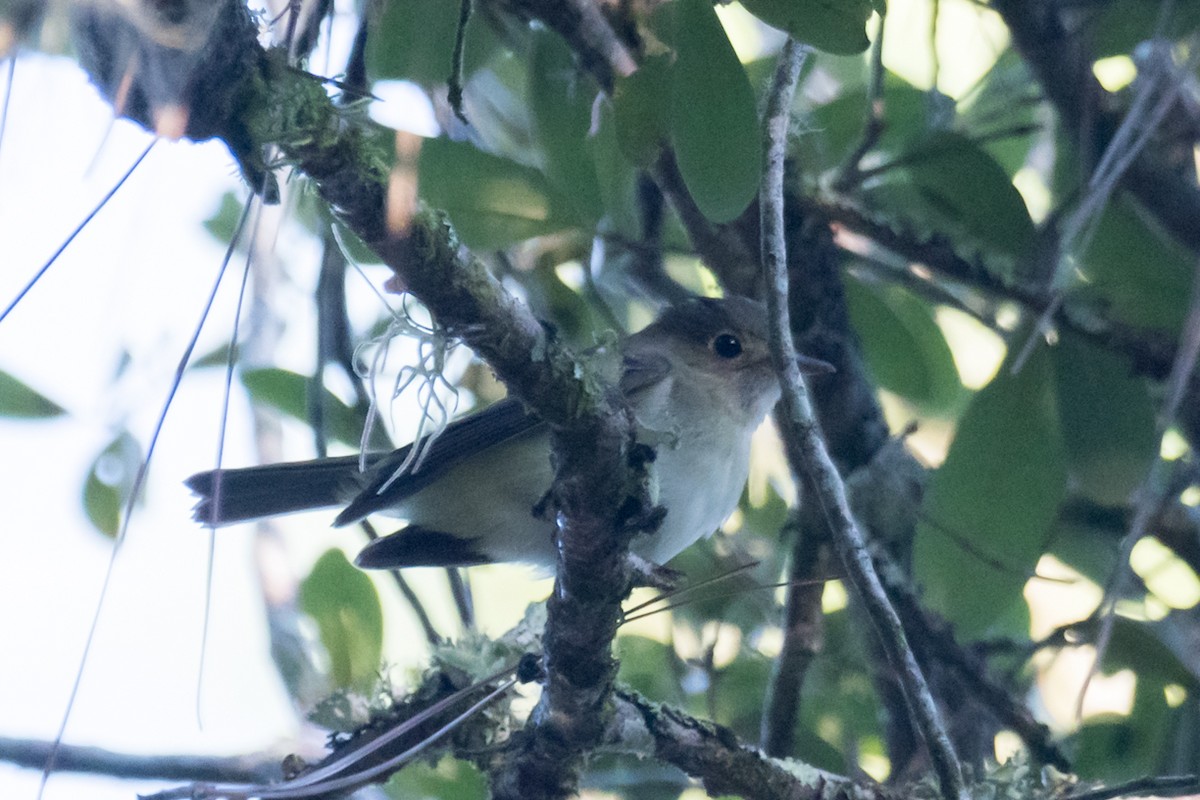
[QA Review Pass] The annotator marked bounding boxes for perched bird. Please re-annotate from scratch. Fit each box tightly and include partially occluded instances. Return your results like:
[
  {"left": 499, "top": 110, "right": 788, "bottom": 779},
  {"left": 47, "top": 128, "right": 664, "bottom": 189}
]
[{"left": 186, "top": 297, "right": 832, "bottom": 570}]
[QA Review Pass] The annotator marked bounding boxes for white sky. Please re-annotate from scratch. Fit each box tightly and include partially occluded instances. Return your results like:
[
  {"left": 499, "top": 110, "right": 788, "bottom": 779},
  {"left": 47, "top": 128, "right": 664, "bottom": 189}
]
[{"left": 0, "top": 45, "right": 529, "bottom": 800}]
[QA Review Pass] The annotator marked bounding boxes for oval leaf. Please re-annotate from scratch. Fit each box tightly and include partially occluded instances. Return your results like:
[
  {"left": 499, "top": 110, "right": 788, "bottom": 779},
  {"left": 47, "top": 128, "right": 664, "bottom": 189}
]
[
  {"left": 1052, "top": 332, "right": 1157, "bottom": 506},
  {"left": 418, "top": 137, "right": 580, "bottom": 248},
  {"left": 366, "top": 0, "right": 500, "bottom": 86},
  {"left": 843, "top": 273, "right": 962, "bottom": 412},
  {"left": 83, "top": 432, "right": 142, "bottom": 538},
  {"left": 0, "top": 369, "right": 66, "bottom": 418},
  {"left": 894, "top": 131, "right": 1037, "bottom": 263},
  {"left": 669, "top": 0, "right": 762, "bottom": 223},
  {"left": 613, "top": 54, "right": 672, "bottom": 168},
  {"left": 914, "top": 341, "right": 1066, "bottom": 639},
  {"left": 299, "top": 549, "right": 383, "bottom": 691},
  {"left": 529, "top": 30, "right": 604, "bottom": 224},
  {"left": 1075, "top": 194, "right": 1193, "bottom": 332},
  {"left": 241, "top": 368, "right": 365, "bottom": 448},
  {"left": 741, "top": 0, "right": 873, "bottom": 55}
]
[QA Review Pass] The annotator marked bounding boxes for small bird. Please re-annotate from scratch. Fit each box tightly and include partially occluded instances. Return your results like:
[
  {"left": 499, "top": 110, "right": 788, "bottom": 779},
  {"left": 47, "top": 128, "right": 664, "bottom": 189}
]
[{"left": 186, "top": 297, "right": 832, "bottom": 570}]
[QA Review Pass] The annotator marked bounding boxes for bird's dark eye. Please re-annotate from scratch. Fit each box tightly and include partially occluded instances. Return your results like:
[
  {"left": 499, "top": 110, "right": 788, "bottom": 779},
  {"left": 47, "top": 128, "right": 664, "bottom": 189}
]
[{"left": 712, "top": 333, "right": 742, "bottom": 359}]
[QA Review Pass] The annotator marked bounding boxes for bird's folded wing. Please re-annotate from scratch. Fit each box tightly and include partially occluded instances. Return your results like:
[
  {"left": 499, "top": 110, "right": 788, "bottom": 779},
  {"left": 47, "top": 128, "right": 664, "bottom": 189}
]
[{"left": 334, "top": 397, "right": 543, "bottom": 526}]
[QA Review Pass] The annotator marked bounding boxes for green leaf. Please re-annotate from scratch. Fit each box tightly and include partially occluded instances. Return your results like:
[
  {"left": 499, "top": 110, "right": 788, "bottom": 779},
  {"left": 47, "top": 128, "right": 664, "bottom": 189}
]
[
  {"left": 418, "top": 137, "right": 580, "bottom": 248},
  {"left": 203, "top": 191, "right": 247, "bottom": 245},
  {"left": 240, "top": 368, "right": 364, "bottom": 447},
  {"left": 959, "top": 49, "right": 1040, "bottom": 177},
  {"left": 366, "top": 0, "right": 500, "bottom": 86},
  {"left": 528, "top": 30, "right": 603, "bottom": 224},
  {"left": 1074, "top": 194, "right": 1193, "bottom": 332},
  {"left": 613, "top": 54, "right": 671, "bottom": 168},
  {"left": 590, "top": 98, "right": 641, "bottom": 238},
  {"left": 843, "top": 273, "right": 963, "bottom": 412},
  {"left": 891, "top": 131, "right": 1037, "bottom": 262},
  {"left": 299, "top": 549, "right": 383, "bottom": 691},
  {"left": 384, "top": 756, "right": 488, "bottom": 800},
  {"left": 804, "top": 74, "right": 929, "bottom": 172},
  {"left": 668, "top": 0, "right": 762, "bottom": 223},
  {"left": 0, "top": 369, "right": 66, "bottom": 418},
  {"left": 1084, "top": 0, "right": 1200, "bottom": 59},
  {"left": 1052, "top": 332, "right": 1157, "bottom": 506},
  {"left": 617, "top": 634, "right": 685, "bottom": 705},
  {"left": 83, "top": 432, "right": 141, "bottom": 538},
  {"left": 740, "top": 0, "right": 872, "bottom": 55},
  {"left": 914, "top": 341, "right": 1066, "bottom": 639}
]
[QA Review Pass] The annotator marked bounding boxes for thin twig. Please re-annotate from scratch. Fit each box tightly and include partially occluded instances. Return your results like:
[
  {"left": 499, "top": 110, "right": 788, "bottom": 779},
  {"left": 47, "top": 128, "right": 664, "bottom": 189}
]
[{"left": 760, "top": 38, "right": 967, "bottom": 800}]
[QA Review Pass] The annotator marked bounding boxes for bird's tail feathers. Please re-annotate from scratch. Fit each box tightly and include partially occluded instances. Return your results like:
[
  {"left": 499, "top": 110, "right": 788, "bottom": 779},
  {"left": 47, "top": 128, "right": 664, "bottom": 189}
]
[{"left": 186, "top": 455, "right": 365, "bottom": 526}]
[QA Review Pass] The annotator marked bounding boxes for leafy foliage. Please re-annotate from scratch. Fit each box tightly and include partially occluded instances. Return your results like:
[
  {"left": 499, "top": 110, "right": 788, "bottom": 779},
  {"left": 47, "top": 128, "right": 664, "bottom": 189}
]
[{"left": 8, "top": 0, "right": 1200, "bottom": 797}]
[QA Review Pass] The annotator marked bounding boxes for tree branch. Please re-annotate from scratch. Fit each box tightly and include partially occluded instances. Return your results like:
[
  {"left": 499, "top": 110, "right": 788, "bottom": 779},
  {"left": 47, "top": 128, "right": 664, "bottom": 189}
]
[
  {"left": 0, "top": 736, "right": 282, "bottom": 784},
  {"left": 610, "top": 690, "right": 903, "bottom": 800},
  {"left": 760, "top": 38, "right": 967, "bottom": 800}
]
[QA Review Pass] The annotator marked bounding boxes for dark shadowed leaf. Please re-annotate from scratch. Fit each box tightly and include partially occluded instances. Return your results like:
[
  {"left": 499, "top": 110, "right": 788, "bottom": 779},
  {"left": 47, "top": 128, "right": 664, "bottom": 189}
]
[
  {"left": 366, "top": 0, "right": 500, "bottom": 86},
  {"left": 241, "top": 368, "right": 364, "bottom": 447},
  {"left": 1074, "top": 194, "right": 1193, "bottom": 332},
  {"left": 613, "top": 54, "right": 671, "bottom": 168},
  {"left": 914, "top": 340, "right": 1066, "bottom": 639},
  {"left": 892, "top": 131, "right": 1037, "bottom": 263},
  {"left": 741, "top": 0, "right": 873, "bottom": 55},
  {"left": 418, "top": 137, "right": 580, "bottom": 248},
  {"left": 529, "top": 30, "right": 603, "bottom": 224},
  {"left": 0, "top": 369, "right": 66, "bottom": 418},
  {"left": 844, "top": 273, "right": 963, "bottom": 412},
  {"left": 83, "top": 431, "right": 141, "bottom": 538},
  {"left": 1053, "top": 332, "right": 1157, "bottom": 506},
  {"left": 299, "top": 548, "right": 383, "bottom": 691},
  {"left": 668, "top": 0, "right": 761, "bottom": 223},
  {"left": 1084, "top": 0, "right": 1200, "bottom": 59}
]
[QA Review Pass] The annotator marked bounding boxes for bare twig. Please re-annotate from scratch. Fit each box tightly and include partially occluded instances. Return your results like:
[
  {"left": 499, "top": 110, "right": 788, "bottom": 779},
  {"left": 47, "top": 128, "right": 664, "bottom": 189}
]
[
  {"left": 760, "top": 38, "right": 967, "bottom": 800},
  {"left": 1063, "top": 774, "right": 1200, "bottom": 800},
  {"left": 0, "top": 736, "right": 282, "bottom": 784}
]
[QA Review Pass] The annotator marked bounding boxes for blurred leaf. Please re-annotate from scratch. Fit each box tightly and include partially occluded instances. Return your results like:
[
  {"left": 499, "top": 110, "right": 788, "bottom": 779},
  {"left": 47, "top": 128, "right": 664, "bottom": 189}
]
[
  {"left": 959, "top": 49, "right": 1040, "bottom": 177},
  {"left": 590, "top": 97, "right": 641, "bottom": 237},
  {"left": 843, "top": 273, "right": 963, "bottom": 412},
  {"left": 366, "top": 0, "right": 500, "bottom": 86},
  {"left": 83, "top": 431, "right": 141, "bottom": 538},
  {"left": 202, "top": 191, "right": 247, "bottom": 245},
  {"left": 0, "top": 369, "right": 66, "bottom": 418},
  {"left": 384, "top": 756, "right": 488, "bottom": 800},
  {"left": 529, "top": 30, "right": 603, "bottom": 224},
  {"left": 418, "top": 137, "right": 580, "bottom": 248},
  {"left": 1052, "top": 332, "right": 1157, "bottom": 506},
  {"left": 617, "top": 634, "right": 685, "bottom": 705},
  {"left": 741, "top": 0, "right": 872, "bottom": 55},
  {"left": 668, "top": 0, "right": 761, "bottom": 223},
  {"left": 190, "top": 343, "right": 233, "bottom": 369},
  {"left": 805, "top": 74, "right": 929, "bottom": 172},
  {"left": 1074, "top": 194, "right": 1193, "bottom": 332},
  {"left": 332, "top": 221, "right": 383, "bottom": 265},
  {"left": 1073, "top": 675, "right": 1172, "bottom": 781},
  {"left": 1084, "top": 0, "right": 1200, "bottom": 58},
  {"left": 710, "top": 651, "right": 772, "bottom": 739},
  {"left": 795, "top": 607, "right": 882, "bottom": 773},
  {"left": 241, "top": 368, "right": 364, "bottom": 447},
  {"left": 299, "top": 549, "right": 383, "bottom": 691},
  {"left": 914, "top": 341, "right": 1066, "bottom": 639},
  {"left": 889, "top": 131, "right": 1037, "bottom": 263},
  {"left": 613, "top": 54, "right": 671, "bottom": 168}
]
